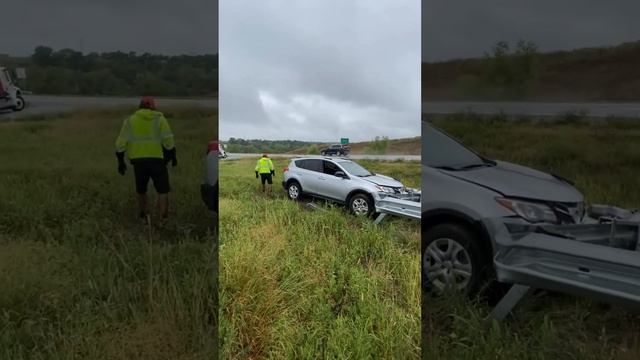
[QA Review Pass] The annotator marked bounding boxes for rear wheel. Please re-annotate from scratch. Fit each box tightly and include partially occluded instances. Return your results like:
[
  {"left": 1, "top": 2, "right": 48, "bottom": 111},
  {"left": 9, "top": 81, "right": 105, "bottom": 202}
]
[
  {"left": 422, "top": 223, "right": 488, "bottom": 295},
  {"left": 348, "top": 193, "right": 373, "bottom": 217},
  {"left": 12, "top": 95, "right": 25, "bottom": 112},
  {"left": 287, "top": 181, "right": 302, "bottom": 201}
]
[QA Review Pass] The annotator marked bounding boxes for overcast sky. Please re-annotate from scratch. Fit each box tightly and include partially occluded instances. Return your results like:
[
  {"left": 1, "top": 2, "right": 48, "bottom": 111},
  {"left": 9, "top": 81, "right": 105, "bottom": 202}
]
[
  {"left": 220, "top": 0, "right": 420, "bottom": 142},
  {"left": 2, "top": 0, "right": 217, "bottom": 56},
  {"left": 423, "top": 0, "right": 640, "bottom": 61}
]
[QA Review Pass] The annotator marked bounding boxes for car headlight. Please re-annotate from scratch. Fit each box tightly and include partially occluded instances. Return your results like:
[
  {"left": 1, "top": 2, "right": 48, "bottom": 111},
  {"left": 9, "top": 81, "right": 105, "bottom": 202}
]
[
  {"left": 375, "top": 185, "right": 396, "bottom": 194},
  {"left": 495, "top": 197, "right": 558, "bottom": 224}
]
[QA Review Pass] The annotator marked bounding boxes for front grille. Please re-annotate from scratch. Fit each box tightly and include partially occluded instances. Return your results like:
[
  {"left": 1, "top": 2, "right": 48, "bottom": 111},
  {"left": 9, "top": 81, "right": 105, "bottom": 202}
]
[{"left": 552, "top": 202, "right": 585, "bottom": 224}]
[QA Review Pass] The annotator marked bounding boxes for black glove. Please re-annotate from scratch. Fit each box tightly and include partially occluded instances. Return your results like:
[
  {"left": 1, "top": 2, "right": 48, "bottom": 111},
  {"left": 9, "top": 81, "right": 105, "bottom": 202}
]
[
  {"left": 271, "top": 170, "right": 275, "bottom": 176},
  {"left": 255, "top": 171, "right": 259, "bottom": 179},
  {"left": 115, "top": 152, "right": 126, "bottom": 175},
  {"left": 163, "top": 147, "right": 178, "bottom": 167}
]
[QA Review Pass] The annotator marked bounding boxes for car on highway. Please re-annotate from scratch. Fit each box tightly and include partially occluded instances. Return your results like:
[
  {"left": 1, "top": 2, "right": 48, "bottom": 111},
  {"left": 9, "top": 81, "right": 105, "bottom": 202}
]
[
  {"left": 282, "top": 156, "right": 409, "bottom": 217},
  {"left": 422, "top": 122, "right": 640, "bottom": 308},
  {"left": 320, "top": 144, "right": 350, "bottom": 157},
  {"left": 0, "top": 67, "right": 25, "bottom": 112},
  {"left": 201, "top": 140, "right": 218, "bottom": 219}
]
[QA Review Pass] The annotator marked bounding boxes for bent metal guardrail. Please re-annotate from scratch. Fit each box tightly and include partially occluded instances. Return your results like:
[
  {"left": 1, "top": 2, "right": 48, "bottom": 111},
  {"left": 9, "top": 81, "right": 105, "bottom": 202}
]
[{"left": 374, "top": 195, "right": 421, "bottom": 224}]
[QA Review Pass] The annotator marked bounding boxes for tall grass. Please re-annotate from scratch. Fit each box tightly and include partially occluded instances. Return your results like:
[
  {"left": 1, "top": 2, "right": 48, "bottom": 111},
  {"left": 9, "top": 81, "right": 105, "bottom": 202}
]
[
  {"left": 0, "top": 108, "right": 218, "bottom": 359},
  {"left": 425, "top": 115, "right": 640, "bottom": 360},
  {"left": 219, "top": 158, "right": 421, "bottom": 359}
]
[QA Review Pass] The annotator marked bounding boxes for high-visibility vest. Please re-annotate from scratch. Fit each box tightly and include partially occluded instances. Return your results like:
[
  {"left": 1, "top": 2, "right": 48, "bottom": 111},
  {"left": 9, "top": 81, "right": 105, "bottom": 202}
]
[
  {"left": 115, "top": 109, "right": 175, "bottom": 160},
  {"left": 255, "top": 157, "right": 274, "bottom": 174}
]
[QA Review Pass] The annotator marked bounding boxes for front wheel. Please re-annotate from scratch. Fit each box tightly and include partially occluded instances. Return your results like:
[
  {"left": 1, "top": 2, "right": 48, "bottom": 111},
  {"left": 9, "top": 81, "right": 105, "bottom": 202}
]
[
  {"left": 12, "top": 95, "right": 25, "bottom": 112},
  {"left": 422, "top": 223, "right": 488, "bottom": 295},
  {"left": 287, "top": 181, "right": 302, "bottom": 201},
  {"left": 348, "top": 193, "right": 373, "bottom": 217}
]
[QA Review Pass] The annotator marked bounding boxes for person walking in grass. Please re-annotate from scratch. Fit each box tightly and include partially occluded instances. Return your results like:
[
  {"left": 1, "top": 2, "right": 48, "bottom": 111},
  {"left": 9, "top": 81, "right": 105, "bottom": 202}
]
[
  {"left": 115, "top": 96, "right": 177, "bottom": 220},
  {"left": 255, "top": 153, "right": 275, "bottom": 195}
]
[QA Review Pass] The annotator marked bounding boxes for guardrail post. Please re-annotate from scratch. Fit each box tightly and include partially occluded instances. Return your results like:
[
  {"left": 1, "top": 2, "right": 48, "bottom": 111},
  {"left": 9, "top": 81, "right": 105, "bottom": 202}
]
[{"left": 488, "top": 284, "right": 534, "bottom": 321}]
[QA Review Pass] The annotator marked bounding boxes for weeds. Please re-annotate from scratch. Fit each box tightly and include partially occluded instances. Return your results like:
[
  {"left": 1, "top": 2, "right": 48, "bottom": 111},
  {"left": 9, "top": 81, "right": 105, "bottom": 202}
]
[
  {"left": 219, "top": 158, "right": 421, "bottom": 359},
  {"left": 0, "top": 108, "right": 218, "bottom": 359}
]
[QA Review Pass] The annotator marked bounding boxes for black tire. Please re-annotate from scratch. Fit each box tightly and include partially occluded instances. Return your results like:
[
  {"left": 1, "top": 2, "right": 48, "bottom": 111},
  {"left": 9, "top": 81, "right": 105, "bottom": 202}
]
[
  {"left": 422, "top": 223, "right": 489, "bottom": 295},
  {"left": 348, "top": 193, "right": 374, "bottom": 217},
  {"left": 12, "top": 95, "right": 25, "bottom": 112},
  {"left": 320, "top": 151, "right": 326, "bottom": 156},
  {"left": 286, "top": 181, "right": 303, "bottom": 201}
]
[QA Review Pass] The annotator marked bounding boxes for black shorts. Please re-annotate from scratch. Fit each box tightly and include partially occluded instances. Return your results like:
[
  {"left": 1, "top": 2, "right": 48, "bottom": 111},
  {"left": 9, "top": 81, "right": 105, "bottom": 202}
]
[
  {"left": 133, "top": 160, "right": 170, "bottom": 194},
  {"left": 260, "top": 173, "right": 273, "bottom": 185}
]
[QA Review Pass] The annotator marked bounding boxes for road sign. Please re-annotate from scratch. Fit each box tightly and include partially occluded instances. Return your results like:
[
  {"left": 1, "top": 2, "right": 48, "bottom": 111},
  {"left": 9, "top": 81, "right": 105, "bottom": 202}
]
[
  {"left": 341, "top": 138, "right": 349, "bottom": 145},
  {"left": 15, "top": 68, "right": 26, "bottom": 79}
]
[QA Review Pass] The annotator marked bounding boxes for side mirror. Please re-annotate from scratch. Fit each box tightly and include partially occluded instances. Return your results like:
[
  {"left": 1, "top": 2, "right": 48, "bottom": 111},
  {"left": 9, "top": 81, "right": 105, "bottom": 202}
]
[{"left": 335, "top": 171, "right": 347, "bottom": 179}]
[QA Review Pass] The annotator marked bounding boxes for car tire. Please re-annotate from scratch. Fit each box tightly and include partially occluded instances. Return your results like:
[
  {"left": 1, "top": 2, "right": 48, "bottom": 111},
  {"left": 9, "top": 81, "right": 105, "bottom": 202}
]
[
  {"left": 287, "top": 181, "right": 303, "bottom": 201},
  {"left": 320, "top": 151, "right": 326, "bottom": 156},
  {"left": 348, "top": 193, "right": 374, "bottom": 217},
  {"left": 422, "top": 223, "right": 489, "bottom": 295},
  {"left": 12, "top": 95, "right": 25, "bottom": 112}
]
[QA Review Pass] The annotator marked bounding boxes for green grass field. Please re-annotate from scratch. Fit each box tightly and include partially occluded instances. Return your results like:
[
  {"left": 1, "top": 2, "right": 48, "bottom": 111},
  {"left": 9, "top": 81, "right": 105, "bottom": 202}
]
[
  {"left": 219, "top": 158, "right": 421, "bottom": 358},
  {"left": 425, "top": 114, "right": 640, "bottom": 360},
  {"left": 0, "top": 108, "right": 217, "bottom": 359}
]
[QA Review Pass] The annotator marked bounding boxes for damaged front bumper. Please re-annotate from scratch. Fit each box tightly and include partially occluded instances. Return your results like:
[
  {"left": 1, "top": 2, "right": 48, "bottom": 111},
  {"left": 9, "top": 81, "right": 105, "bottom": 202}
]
[{"left": 485, "top": 204, "right": 640, "bottom": 308}]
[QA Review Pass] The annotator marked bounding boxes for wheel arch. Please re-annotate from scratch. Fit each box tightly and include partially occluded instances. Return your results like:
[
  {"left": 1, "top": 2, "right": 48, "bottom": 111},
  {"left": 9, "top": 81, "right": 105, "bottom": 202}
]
[{"left": 422, "top": 209, "right": 493, "bottom": 260}]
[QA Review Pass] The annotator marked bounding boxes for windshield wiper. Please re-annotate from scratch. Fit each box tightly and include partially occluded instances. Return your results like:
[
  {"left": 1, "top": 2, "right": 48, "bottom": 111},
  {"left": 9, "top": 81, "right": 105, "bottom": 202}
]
[
  {"left": 459, "top": 163, "right": 492, "bottom": 170},
  {"left": 433, "top": 166, "right": 460, "bottom": 171}
]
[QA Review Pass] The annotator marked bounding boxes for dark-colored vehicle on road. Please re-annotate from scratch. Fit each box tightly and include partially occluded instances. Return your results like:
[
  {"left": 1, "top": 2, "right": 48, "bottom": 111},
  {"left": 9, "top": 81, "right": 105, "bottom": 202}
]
[{"left": 320, "top": 144, "right": 350, "bottom": 157}]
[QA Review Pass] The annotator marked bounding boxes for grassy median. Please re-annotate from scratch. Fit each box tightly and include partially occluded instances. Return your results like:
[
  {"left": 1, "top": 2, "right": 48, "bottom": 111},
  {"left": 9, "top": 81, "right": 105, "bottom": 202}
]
[
  {"left": 219, "top": 158, "right": 421, "bottom": 358},
  {"left": 425, "top": 114, "right": 640, "bottom": 360},
  {"left": 0, "top": 108, "right": 217, "bottom": 359}
]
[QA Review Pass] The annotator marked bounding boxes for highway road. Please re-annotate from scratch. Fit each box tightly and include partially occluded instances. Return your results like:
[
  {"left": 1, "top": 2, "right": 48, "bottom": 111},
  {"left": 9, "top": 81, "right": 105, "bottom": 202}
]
[
  {"left": 0, "top": 95, "right": 217, "bottom": 119},
  {"left": 223, "top": 153, "right": 420, "bottom": 161},
  {"left": 423, "top": 101, "right": 640, "bottom": 118}
]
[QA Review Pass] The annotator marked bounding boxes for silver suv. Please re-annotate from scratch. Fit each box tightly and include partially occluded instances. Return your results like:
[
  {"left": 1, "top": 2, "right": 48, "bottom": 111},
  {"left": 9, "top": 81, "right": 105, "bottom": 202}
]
[
  {"left": 283, "top": 156, "right": 407, "bottom": 216},
  {"left": 422, "top": 121, "right": 585, "bottom": 293},
  {"left": 423, "top": 121, "right": 640, "bottom": 309}
]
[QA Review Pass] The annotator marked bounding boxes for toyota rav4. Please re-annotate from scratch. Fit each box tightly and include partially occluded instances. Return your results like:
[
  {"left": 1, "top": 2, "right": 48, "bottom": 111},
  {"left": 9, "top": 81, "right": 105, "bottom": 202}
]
[{"left": 283, "top": 156, "right": 411, "bottom": 217}]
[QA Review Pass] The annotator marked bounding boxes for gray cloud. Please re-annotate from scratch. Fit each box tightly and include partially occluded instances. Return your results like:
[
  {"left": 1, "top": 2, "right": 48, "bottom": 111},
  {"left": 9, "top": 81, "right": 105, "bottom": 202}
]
[
  {"left": 3, "top": 0, "right": 217, "bottom": 55},
  {"left": 423, "top": 0, "right": 640, "bottom": 61},
  {"left": 220, "top": 0, "right": 420, "bottom": 142}
]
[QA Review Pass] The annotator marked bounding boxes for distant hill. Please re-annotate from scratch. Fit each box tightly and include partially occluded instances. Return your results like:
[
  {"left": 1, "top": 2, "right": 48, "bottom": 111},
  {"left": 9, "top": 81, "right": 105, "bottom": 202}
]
[
  {"left": 288, "top": 137, "right": 421, "bottom": 155},
  {"left": 423, "top": 40, "right": 640, "bottom": 102}
]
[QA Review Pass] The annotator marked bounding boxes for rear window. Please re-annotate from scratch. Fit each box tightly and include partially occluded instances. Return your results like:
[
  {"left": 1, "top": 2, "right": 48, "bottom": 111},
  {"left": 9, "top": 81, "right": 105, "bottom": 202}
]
[{"left": 295, "top": 159, "right": 323, "bottom": 172}]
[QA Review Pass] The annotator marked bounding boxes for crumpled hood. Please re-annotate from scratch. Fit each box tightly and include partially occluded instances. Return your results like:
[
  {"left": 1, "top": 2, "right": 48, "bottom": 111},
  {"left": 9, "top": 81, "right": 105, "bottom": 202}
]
[
  {"left": 441, "top": 160, "right": 584, "bottom": 203},
  {"left": 362, "top": 174, "right": 404, "bottom": 188}
]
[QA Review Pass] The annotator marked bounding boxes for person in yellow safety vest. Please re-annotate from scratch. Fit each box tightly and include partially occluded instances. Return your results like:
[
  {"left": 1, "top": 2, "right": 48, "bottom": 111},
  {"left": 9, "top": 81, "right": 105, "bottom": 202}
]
[
  {"left": 255, "top": 153, "right": 275, "bottom": 194},
  {"left": 114, "top": 96, "right": 177, "bottom": 220}
]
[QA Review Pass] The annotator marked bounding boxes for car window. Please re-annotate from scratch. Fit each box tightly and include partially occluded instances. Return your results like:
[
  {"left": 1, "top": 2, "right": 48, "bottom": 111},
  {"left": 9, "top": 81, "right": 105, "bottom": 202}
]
[
  {"left": 422, "top": 122, "right": 485, "bottom": 168},
  {"left": 296, "top": 159, "right": 322, "bottom": 172},
  {"left": 323, "top": 160, "right": 342, "bottom": 176},
  {"left": 295, "top": 159, "right": 310, "bottom": 170},
  {"left": 338, "top": 161, "right": 373, "bottom": 177}
]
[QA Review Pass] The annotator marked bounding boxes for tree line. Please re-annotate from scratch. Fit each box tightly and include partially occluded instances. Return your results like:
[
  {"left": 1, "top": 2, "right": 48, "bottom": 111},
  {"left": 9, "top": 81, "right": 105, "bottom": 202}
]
[
  {"left": 14, "top": 46, "right": 217, "bottom": 96},
  {"left": 225, "top": 138, "right": 315, "bottom": 154}
]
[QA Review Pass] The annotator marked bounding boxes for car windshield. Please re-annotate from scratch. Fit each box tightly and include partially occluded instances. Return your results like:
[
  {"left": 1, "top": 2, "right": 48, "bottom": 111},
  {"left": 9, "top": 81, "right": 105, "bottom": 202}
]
[
  {"left": 338, "top": 161, "right": 373, "bottom": 176},
  {"left": 422, "top": 122, "right": 491, "bottom": 170}
]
